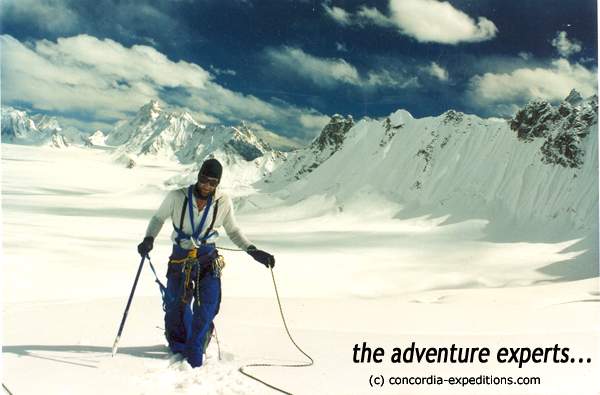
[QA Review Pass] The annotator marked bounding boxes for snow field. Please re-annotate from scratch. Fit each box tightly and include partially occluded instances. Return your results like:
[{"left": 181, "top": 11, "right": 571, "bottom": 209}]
[{"left": 2, "top": 143, "right": 599, "bottom": 394}]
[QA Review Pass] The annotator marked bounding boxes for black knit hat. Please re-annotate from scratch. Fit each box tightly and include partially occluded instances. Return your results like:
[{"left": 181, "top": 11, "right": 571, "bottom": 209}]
[{"left": 198, "top": 158, "right": 223, "bottom": 180}]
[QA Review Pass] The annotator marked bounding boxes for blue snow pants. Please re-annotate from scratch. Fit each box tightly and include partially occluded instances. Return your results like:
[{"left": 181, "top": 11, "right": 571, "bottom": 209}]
[{"left": 164, "top": 244, "right": 221, "bottom": 368}]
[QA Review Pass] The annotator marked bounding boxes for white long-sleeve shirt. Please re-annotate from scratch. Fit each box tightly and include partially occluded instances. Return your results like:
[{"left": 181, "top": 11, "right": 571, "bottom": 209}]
[{"left": 145, "top": 186, "right": 253, "bottom": 250}]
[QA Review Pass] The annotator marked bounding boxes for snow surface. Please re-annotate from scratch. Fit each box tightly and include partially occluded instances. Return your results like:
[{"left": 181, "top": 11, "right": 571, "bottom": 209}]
[{"left": 2, "top": 143, "right": 599, "bottom": 394}]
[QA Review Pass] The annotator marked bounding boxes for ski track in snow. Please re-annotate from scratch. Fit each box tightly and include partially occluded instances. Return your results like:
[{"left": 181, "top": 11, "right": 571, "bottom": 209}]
[{"left": 2, "top": 144, "right": 599, "bottom": 394}]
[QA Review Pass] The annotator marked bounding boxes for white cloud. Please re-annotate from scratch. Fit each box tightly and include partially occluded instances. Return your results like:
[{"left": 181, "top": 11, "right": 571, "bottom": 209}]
[
  {"left": 1, "top": 34, "right": 328, "bottom": 141},
  {"left": 1, "top": 34, "right": 211, "bottom": 116},
  {"left": 551, "top": 31, "right": 582, "bottom": 58},
  {"left": 389, "top": 0, "right": 497, "bottom": 44},
  {"left": 299, "top": 113, "right": 331, "bottom": 130},
  {"left": 356, "top": 6, "right": 394, "bottom": 28},
  {"left": 265, "top": 46, "right": 360, "bottom": 87},
  {"left": 265, "top": 46, "right": 418, "bottom": 89},
  {"left": 40, "top": 35, "right": 211, "bottom": 88},
  {"left": 468, "top": 59, "right": 597, "bottom": 112},
  {"left": 425, "top": 62, "right": 449, "bottom": 81},
  {"left": 323, "top": 0, "right": 497, "bottom": 44},
  {"left": 322, "top": 3, "right": 352, "bottom": 26}
]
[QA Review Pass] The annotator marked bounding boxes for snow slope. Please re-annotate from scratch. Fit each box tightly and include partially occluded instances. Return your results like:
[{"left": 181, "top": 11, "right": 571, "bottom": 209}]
[
  {"left": 264, "top": 95, "right": 597, "bottom": 233},
  {"left": 2, "top": 142, "right": 599, "bottom": 395},
  {"left": 255, "top": 95, "right": 598, "bottom": 281}
]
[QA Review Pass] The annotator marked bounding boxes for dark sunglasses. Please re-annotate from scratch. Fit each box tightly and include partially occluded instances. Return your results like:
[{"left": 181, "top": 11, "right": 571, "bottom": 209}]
[{"left": 198, "top": 175, "right": 219, "bottom": 187}]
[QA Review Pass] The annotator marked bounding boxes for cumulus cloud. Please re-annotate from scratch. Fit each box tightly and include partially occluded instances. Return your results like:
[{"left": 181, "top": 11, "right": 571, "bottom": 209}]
[
  {"left": 1, "top": 34, "right": 328, "bottom": 141},
  {"left": 551, "top": 31, "right": 582, "bottom": 58},
  {"left": 389, "top": 0, "right": 497, "bottom": 44},
  {"left": 264, "top": 46, "right": 418, "bottom": 89},
  {"left": 468, "top": 59, "right": 597, "bottom": 114},
  {"left": 323, "top": 0, "right": 497, "bottom": 44},
  {"left": 425, "top": 62, "right": 449, "bottom": 81}
]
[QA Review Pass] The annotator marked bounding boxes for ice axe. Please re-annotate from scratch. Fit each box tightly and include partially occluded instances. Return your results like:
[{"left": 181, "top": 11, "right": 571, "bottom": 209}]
[{"left": 111, "top": 254, "right": 147, "bottom": 356}]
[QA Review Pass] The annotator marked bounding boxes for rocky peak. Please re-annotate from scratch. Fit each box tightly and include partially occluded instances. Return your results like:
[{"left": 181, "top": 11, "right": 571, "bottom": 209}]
[
  {"left": 442, "top": 109, "right": 465, "bottom": 125},
  {"left": 31, "top": 114, "right": 62, "bottom": 132},
  {"left": 564, "top": 89, "right": 583, "bottom": 106},
  {"left": 232, "top": 121, "right": 253, "bottom": 138},
  {"left": 284, "top": 114, "right": 355, "bottom": 180},
  {"left": 49, "top": 130, "right": 70, "bottom": 148},
  {"left": 136, "top": 100, "right": 162, "bottom": 121},
  {"left": 227, "top": 121, "right": 271, "bottom": 161},
  {"left": 510, "top": 100, "right": 555, "bottom": 141},
  {"left": 107, "top": 100, "right": 166, "bottom": 146},
  {"left": 313, "top": 114, "right": 354, "bottom": 152},
  {"left": 180, "top": 111, "right": 197, "bottom": 124},
  {"left": 510, "top": 92, "right": 597, "bottom": 168}
]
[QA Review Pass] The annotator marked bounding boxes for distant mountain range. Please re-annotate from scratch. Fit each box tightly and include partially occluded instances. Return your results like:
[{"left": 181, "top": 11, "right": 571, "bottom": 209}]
[
  {"left": 2, "top": 91, "right": 597, "bottom": 238},
  {"left": 2, "top": 91, "right": 597, "bottom": 279},
  {"left": 1, "top": 106, "right": 71, "bottom": 148},
  {"left": 110, "top": 100, "right": 274, "bottom": 163}
]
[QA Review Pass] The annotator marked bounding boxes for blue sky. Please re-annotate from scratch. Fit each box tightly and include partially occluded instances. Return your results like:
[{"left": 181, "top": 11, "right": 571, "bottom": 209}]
[{"left": 1, "top": 0, "right": 597, "bottom": 142}]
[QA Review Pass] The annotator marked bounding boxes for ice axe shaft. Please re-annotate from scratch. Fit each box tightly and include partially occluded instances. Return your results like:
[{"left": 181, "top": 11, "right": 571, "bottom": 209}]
[{"left": 112, "top": 255, "right": 146, "bottom": 357}]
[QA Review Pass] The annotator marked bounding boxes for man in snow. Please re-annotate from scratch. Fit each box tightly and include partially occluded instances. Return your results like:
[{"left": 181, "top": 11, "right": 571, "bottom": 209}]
[{"left": 137, "top": 158, "right": 275, "bottom": 367}]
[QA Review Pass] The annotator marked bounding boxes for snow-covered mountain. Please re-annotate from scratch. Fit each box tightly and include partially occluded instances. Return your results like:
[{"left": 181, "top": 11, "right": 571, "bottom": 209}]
[
  {"left": 106, "top": 100, "right": 163, "bottom": 146},
  {"left": 111, "top": 100, "right": 274, "bottom": 162},
  {"left": 85, "top": 130, "right": 108, "bottom": 146},
  {"left": 2, "top": 106, "right": 61, "bottom": 146},
  {"left": 110, "top": 100, "right": 286, "bottom": 190},
  {"left": 510, "top": 89, "right": 596, "bottom": 168},
  {"left": 260, "top": 91, "right": 598, "bottom": 239},
  {"left": 0, "top": 106, "right": 93, "bottom": 148}
]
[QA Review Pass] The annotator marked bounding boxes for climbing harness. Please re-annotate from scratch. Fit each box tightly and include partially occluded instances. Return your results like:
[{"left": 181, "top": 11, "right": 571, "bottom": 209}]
[{"left": 173, "top": 186, "right": 219, "bottom": 248}]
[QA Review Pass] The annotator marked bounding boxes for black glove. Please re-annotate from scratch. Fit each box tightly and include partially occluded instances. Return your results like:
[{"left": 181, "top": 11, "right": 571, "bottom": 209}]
[
  {"left": 137, "top": 236, "right": 154, "bottom": 257},
  {"left": 247, "top": 245, "right": 275, "bottom": 268}
]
